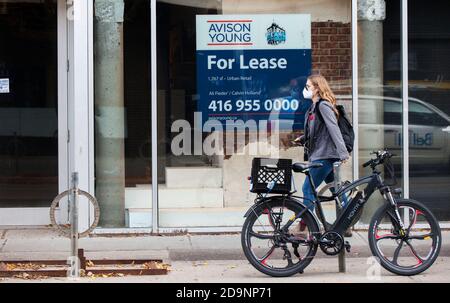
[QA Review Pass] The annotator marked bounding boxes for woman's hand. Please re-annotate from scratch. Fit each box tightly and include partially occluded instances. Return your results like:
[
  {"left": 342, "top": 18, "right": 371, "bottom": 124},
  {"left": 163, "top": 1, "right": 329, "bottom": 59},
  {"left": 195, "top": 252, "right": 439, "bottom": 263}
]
[
  {"left": 293, "top": 135, "right": 305, "bottom": 146},
  {"left": 341, "top": 157, "right": 350, "bottom": 164},
  {"left": 340, "top": 156, "right": 349, "bottom": 164}
]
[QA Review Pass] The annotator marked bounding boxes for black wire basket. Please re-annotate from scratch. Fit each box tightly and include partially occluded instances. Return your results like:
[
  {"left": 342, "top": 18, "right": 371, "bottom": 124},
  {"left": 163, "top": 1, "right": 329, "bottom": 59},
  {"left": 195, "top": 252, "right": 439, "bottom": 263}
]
[{"left": 250, "top": 158, "right": 292, "bottom": 194}]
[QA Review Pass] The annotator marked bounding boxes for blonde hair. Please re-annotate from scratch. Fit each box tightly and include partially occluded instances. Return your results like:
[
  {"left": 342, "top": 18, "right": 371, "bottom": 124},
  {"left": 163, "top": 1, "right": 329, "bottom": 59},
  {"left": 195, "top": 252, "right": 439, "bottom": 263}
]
[{"left": 308, "top": 74, "right": 339, "bottom": 116}]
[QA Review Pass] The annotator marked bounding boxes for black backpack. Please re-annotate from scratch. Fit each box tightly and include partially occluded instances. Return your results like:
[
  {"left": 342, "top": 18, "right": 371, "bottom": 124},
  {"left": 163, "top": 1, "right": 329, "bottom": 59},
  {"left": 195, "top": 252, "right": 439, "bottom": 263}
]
[{"left": 315, "top": 100, "right": 355, "bottom": 153}]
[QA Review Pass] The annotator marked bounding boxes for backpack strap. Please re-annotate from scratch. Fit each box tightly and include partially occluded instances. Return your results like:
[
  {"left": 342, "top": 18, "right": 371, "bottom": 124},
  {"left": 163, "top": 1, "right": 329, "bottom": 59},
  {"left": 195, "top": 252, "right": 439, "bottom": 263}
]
[
  {"left": 314, "top": 99, "right": 325, "bottom": 123},
  {"left": 315, "top": 99, "right": 337, "bottom": 123},
  {"left": 304, "top": 100, "right": 324, "bottom": 156}
]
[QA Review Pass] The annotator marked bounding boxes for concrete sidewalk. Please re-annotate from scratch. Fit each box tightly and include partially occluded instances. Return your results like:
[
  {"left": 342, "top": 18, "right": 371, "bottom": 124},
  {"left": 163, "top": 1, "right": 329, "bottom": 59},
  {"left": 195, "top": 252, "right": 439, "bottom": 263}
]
[
  {"left": 0, "top": 227, "right": 448, "bottom": 262},
  {"left": 0, "top": 228, "right": 449, "bottom": 283},
  {"left": 2, "top": 258, "right": 450, "bottom": 283}
]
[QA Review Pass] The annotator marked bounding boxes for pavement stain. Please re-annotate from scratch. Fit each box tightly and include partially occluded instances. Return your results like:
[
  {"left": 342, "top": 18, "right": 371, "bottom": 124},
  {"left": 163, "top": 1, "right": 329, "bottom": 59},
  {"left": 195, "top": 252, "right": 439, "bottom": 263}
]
[{"left": 0, "top": 239, "right": 7, "bottom": 253}]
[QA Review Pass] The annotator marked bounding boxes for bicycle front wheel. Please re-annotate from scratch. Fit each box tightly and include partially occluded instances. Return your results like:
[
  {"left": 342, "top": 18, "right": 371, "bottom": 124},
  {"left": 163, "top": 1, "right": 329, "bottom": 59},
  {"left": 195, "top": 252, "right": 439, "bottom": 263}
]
[
  {"left": 241, "top": 197, "right": 319, "bottom": 277},
  {"left": 368, "top": 199, "right": 441, "bottom": 276}
]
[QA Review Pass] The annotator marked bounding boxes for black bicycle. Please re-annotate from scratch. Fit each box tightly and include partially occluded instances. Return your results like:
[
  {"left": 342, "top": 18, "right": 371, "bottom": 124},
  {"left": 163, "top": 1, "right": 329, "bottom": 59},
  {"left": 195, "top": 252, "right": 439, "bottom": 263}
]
[{"left": 241, "top": 150, "right": 441, "bottom": 277}]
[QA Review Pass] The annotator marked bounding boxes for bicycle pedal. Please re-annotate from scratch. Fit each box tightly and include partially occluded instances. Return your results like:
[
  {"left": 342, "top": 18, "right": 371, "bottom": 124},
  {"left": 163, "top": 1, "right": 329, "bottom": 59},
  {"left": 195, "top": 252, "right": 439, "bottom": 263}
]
[{"left": 344, "top": 241, "right": 351, "bottom": 253}]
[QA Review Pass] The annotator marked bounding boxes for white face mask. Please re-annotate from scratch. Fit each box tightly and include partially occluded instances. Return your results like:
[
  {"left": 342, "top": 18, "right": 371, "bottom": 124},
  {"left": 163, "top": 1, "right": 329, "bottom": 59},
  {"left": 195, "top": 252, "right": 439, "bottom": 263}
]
[{"left": 303, "top": 87, "right": 313, "bottom": 100}]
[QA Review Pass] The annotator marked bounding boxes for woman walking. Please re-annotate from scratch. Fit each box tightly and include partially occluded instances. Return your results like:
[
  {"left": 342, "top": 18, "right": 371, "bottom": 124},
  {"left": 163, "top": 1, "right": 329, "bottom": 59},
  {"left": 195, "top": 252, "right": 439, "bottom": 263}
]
[{"left": 294, "top": 74, "right": 350, "bottom": 235}]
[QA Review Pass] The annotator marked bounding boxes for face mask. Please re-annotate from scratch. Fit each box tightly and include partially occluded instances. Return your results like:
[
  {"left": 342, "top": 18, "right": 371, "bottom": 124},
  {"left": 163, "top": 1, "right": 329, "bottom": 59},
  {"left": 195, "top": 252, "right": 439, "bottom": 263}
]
[{"left": 303, "top": 87, "right": 313, "bottom": 100}]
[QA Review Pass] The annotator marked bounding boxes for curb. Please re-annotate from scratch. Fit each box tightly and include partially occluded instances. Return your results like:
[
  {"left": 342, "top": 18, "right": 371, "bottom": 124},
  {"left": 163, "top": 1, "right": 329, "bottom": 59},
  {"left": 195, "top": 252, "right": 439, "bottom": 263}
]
[{"left": 3, "top": 245, "right": 448, "bottom": 263}]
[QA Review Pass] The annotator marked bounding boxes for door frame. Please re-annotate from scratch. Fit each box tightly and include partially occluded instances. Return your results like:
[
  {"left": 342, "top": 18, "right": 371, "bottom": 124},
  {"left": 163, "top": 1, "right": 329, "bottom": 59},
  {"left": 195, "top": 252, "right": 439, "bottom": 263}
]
[{"left": 0, "top": 0, "right": 69, "bottom": 226}]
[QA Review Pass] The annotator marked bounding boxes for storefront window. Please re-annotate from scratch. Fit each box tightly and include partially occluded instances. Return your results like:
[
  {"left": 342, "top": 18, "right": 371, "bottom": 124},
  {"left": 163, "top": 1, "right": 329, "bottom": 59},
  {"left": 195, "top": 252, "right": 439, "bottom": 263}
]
[
  {"left": 156, "top": 0, "right": 353, "bottom": 229},
  {"left": 0, "top": 0, "right": 58, "bottom": 208},
  {"left": 94, "top": 0, "right": 152, "bottom": 228},
  {"left": 357, "top": 0, "right": 404, "bottom": 223},
  {"left": 408, "top": 0, "right": 450, "bottom": 221},
  {"left": 91, "top": 0, "right": 450, "bottom": 230}
]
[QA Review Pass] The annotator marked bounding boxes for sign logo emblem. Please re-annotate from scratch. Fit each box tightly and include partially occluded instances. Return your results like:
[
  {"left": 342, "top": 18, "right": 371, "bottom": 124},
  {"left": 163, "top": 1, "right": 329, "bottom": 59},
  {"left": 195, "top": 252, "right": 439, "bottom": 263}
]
[{"left": 266, "top": 22, "right": 286, "bottom": 45}]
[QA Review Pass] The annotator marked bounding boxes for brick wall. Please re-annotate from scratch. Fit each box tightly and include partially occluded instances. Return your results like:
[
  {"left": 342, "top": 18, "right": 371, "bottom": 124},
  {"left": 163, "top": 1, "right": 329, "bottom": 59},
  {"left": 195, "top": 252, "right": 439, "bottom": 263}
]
[{"left": 311, "top": 21, "right": 352, "bottom": 96}]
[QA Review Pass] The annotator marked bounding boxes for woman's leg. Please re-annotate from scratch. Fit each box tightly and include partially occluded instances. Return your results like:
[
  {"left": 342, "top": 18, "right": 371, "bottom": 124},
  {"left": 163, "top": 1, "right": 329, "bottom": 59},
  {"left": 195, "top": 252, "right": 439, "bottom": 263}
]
[{"left": 302, "top": 159, "right": 335, "bottom": 211}]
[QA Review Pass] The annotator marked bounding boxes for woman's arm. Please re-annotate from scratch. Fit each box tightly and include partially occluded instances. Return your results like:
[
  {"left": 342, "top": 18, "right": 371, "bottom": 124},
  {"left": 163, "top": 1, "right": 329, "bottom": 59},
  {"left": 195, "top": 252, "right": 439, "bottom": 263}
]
[{"left": 318, "top": 102, "right": 349, "bottom": 160}]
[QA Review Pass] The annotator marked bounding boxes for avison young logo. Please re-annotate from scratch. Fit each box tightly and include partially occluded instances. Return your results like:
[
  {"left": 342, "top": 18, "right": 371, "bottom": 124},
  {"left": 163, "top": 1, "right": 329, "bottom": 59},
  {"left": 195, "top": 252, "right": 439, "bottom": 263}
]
[
  {"left": 266, "top": 22, "right": 286, "bottom": 45},
  {"left": 207, "top": 19, "right": 253, "bottom": 46}
]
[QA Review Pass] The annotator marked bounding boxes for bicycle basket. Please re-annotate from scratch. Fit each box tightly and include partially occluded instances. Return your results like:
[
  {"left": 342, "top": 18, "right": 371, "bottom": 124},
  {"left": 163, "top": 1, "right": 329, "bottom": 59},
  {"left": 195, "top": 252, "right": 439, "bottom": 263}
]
[
  {"left": 250, "top": 158, "right": 292, "bottom": 194},
  {"left": 383, "top": 157, "right": 397, "bottom": 186}
]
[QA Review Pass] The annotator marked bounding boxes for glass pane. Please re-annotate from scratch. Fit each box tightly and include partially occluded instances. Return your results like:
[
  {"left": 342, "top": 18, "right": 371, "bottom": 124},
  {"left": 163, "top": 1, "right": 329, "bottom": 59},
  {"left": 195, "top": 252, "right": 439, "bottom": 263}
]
[
  {"left": 94, "top": 0, "right": 152, "bottom": 228},
  {"left": 0, "top": 0, "right": 58, "bottom": 208},
  {"left": 157, "top": 0, "right": 353, "bottom": 229},
  {"left": 408, "top": 0, "right": 450, "bottom": 221},
  {"left": 358, "top": 0, "right": 403, "bottom": 223}
]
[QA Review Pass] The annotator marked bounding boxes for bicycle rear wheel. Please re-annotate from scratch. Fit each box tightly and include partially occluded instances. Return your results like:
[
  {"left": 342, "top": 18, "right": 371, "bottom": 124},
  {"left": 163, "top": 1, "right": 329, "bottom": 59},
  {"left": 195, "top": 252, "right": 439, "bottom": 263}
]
[
  {"left": 241, "top": 197, "right": 319, "bottom": 277},
  {"left": 368, "top": 199, "right": 441, "bottom": 276}
]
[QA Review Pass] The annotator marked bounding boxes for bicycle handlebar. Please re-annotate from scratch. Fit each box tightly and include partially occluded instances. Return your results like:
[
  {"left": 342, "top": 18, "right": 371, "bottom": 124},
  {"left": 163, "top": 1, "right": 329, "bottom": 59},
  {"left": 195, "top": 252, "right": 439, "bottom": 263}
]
[
  {"left": 362, "top": 149, "right": 395, "bottom": 169},
  {"left": 362, "top": 159, "right": 373, "bottom": 168}
]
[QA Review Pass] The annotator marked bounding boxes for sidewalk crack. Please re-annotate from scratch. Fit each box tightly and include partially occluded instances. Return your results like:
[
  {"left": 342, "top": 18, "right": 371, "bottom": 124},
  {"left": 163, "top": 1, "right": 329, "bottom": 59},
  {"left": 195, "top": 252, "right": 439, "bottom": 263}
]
[
  {"left": 0, "top": 239, "right": 7, "bottom": 253},
  {"left": 355, "top": 231, "right": 368, "bottom": 244},
  {"left": 187, "top": 234, "right": 193, "bottom": 248}
]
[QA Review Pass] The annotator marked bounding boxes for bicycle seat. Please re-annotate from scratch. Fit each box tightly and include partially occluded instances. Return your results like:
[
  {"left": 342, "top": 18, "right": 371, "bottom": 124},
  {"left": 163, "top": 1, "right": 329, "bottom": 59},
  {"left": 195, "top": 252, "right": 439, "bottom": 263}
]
[{"left": 292, "top": 162, "right": 323, "bottom": 173}]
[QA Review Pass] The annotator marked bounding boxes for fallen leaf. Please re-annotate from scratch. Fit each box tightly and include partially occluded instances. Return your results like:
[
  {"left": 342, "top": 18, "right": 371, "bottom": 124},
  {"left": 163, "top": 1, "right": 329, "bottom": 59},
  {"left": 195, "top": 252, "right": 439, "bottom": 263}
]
[
  {"left": 0, "top": 262, "right": 7, "bottom": 271},
  {"left": 193, "top": 262, "right": 208, "bottom": 267}
]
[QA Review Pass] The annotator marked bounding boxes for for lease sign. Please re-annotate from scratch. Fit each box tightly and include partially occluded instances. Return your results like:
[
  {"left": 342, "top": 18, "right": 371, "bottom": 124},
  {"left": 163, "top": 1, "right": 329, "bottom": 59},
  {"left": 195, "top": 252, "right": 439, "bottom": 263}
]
[{"left": 196, "top": 14, "right": 312, "bottom": 131}]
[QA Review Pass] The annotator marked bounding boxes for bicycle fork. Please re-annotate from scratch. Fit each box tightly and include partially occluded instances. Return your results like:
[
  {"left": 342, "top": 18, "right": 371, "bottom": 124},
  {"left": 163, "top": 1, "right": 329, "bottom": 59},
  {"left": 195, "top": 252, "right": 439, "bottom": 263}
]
[{"left": 381, "top": 186, "right": 407, "bottom": 235}]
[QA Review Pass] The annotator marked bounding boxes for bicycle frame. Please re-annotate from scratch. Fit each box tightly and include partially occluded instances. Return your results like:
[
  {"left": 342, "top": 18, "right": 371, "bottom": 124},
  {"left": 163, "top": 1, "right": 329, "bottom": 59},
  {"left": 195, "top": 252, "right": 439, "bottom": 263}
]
[{"left": 282, "top": 169, "right": 398, "bottom": 236}]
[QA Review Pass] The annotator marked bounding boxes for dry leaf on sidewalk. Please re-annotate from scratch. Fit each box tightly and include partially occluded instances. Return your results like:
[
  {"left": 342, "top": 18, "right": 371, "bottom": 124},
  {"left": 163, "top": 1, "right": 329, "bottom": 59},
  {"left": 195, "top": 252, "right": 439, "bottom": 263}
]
[
  {"left": 193, "top": 262, "right": 208, "bottom": 267},
  {"left": 0, "top": 262, "right": 7, "bottom": 271},
  {"left": 142, "top": 261, "right": 171, "bottom": 270}
]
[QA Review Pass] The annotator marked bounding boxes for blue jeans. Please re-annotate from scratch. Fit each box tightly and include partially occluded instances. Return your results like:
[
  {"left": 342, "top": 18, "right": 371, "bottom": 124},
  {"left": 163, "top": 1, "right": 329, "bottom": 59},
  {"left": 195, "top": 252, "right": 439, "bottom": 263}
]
[
  {"left": 302, "top": 158, "right": 348, "bottom": 210},
  {"left": 325, "top": 169, "right": 349, "bottom": 207}
]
